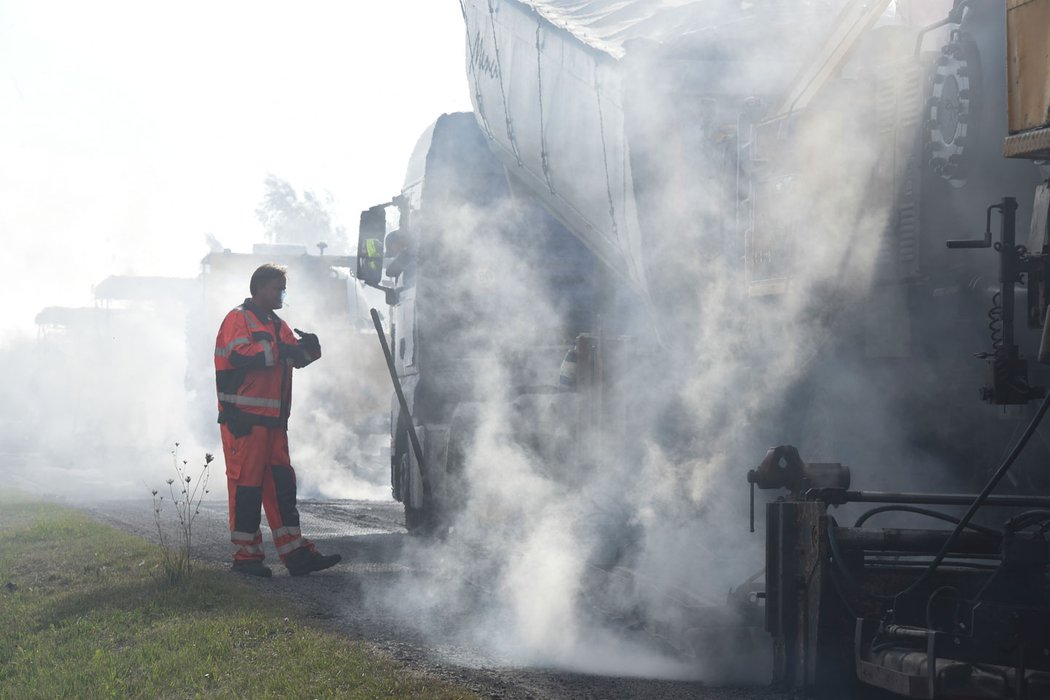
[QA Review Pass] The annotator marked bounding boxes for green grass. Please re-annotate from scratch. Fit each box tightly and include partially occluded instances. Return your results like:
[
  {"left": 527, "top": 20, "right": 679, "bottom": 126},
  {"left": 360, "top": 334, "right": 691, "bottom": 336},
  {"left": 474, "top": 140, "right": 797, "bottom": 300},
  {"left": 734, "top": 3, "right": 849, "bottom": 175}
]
[{"left": 0, "top": 492, "right": 477, "bottom": 700}]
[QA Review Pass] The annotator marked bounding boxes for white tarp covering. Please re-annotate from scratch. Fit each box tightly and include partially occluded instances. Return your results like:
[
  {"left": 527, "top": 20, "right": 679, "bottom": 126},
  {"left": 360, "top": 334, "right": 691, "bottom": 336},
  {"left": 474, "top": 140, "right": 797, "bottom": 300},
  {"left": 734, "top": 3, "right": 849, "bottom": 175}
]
[
  {"left": 511, "top": 1, "right": 851, "bottom": 59},
  {"left": 461, "top": 0, "right": 855, "bottom": 293},
  {"left": 514, "top": 0, "right": 718, "bottom": 59},
  {"left": 463, "top": 0, "right": 648, "bottom": 290}
]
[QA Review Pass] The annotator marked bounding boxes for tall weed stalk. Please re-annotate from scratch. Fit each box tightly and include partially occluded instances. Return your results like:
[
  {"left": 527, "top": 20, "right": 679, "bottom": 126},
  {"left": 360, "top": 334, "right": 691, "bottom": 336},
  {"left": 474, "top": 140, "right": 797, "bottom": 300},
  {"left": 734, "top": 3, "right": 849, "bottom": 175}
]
[{"left": 151, "top": 443, "right": 212, "bottom": 585}]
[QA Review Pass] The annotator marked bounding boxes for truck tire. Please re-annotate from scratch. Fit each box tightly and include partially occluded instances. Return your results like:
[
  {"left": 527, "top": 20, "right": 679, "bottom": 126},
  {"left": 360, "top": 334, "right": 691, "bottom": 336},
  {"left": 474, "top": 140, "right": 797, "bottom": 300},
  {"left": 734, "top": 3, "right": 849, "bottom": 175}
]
[{"left": 404, "top": 500, "right": 433, "bottom": 532}]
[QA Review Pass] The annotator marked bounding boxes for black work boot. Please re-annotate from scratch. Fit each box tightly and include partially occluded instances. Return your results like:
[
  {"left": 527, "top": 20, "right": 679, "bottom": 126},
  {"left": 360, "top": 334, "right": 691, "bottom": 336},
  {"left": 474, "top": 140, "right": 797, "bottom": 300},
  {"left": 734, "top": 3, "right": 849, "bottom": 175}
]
[
  {"left": 232, "top": 560, "right": 273, "bottom": 578},
  {"left": 285, "top": 548, "right": 342, "bottom": 577}
]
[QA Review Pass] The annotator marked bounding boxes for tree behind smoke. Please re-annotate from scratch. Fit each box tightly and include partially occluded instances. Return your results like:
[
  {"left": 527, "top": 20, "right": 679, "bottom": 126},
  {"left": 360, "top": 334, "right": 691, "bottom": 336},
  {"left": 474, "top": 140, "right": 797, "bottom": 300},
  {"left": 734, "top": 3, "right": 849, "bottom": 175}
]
[{"left": 254, "top": 174, "right": 349, "bottom": 253}]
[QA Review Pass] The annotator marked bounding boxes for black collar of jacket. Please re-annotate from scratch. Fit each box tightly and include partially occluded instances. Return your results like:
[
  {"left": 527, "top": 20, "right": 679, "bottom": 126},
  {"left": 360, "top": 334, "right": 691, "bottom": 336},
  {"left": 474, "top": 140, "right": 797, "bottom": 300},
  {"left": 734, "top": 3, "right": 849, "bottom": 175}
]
[{"left": 242, "top": 298, "right": 284, "bottom": 329}]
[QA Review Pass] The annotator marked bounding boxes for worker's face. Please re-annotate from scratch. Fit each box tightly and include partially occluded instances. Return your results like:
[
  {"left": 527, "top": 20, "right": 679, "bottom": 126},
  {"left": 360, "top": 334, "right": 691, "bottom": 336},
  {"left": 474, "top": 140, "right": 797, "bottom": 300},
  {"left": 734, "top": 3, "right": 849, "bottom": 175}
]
[{"left": 255, "top": 276, "right": 286, "bottom": 311}]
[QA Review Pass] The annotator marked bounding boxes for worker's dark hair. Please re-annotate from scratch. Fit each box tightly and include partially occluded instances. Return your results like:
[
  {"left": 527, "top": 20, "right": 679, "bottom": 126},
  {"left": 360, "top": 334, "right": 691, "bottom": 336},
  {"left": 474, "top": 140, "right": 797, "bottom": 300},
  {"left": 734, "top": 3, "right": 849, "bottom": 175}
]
[{"left": 249, "top": 263, "right": 287, "bottom": 295}]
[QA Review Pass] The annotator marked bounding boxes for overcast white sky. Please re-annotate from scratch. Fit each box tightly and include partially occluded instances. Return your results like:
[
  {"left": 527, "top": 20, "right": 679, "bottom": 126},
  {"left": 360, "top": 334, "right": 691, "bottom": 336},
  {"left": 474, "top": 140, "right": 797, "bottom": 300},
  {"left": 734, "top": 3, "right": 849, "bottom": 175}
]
[{"left": 0, "top": 1, "right": 472, "bottom": 333}]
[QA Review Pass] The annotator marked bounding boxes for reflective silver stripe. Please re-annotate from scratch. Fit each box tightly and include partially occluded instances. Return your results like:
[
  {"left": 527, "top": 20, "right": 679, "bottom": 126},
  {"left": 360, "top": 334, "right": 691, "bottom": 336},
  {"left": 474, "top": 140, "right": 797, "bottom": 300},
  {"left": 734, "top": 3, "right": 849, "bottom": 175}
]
[
  {"left": 217, "top": 393, "right": 281, "bottom": 410},
  {"left": 231, "top": 530, "right": 259, "bottom": 543},
  {"left": 241, "top": 310, "right": 262, "bottom": 330},
  {"left": 271, "top": 526, "right": 301, "bottom": 539},
  {"left": 235, "top": 544, "right": 264, "bottom": 555},
  {"left": 276, "top": 537, "right": 306, "bottom": 555},
  {"left": 233, "top": 308, "right": 274, "bottom": 364},
  {"left": 215, "top": 336, "right": 251, "bottom": 358}
]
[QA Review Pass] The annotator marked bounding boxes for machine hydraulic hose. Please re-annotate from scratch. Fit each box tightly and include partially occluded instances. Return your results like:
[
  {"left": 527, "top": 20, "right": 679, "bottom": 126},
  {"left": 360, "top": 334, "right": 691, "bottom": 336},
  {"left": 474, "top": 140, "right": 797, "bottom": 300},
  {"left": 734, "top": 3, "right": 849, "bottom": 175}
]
[{"left": 902, "top": 388, "right": 1050, "bottom": 594}]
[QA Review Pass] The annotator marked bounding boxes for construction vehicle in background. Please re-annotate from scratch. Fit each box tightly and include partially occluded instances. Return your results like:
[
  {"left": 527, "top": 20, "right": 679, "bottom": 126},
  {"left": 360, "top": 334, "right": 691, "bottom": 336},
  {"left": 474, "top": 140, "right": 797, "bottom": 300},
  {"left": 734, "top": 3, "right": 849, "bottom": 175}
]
[
  {"left": 34, "top": 243, "right": 391, "bottom": 494},
  {"left": 359, "top": 0, "right": 1050, "bottom": 694}
]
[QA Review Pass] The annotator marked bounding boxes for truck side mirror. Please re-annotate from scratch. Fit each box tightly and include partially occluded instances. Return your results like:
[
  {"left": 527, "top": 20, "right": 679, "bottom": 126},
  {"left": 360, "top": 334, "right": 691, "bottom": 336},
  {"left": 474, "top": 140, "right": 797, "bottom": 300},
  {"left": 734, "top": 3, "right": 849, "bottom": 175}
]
[{"left": 357, "top": 205, "right": 386, "bottom": 287}]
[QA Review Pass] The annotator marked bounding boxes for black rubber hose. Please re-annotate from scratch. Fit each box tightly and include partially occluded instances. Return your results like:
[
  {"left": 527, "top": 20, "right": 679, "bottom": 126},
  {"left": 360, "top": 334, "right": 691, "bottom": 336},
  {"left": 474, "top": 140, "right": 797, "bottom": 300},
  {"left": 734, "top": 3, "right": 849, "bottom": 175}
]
[
  {"left": 903, "top": 390, "right": 1050, "bottom": 595},
  {"left": 1004, "top": 509, "right": 1050, "bottom": 533},
  {"left": 829, "top": 393, "right": 1050, "bottom": 603},
  {"left": 853, "top": 505, "right": 1001, "bottom": 538}
]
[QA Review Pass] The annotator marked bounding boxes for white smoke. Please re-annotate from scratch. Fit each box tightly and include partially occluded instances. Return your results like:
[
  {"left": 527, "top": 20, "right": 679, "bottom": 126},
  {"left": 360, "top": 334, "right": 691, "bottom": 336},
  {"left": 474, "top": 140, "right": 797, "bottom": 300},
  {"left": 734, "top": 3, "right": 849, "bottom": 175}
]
[
  {"left": 361, "top": 0, "right": 1041, "bottom": 684},
  {"left": 0, "top": 1, "right": 470, "bottom": 501}
]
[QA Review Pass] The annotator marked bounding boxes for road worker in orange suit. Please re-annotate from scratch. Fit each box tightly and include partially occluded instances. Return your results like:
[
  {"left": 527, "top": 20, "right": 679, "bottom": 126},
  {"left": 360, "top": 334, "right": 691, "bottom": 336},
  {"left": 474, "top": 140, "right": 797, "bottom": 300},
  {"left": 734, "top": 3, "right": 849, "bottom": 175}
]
[{"left": 214, "top": 263, "right": 341, "bottom": 577}]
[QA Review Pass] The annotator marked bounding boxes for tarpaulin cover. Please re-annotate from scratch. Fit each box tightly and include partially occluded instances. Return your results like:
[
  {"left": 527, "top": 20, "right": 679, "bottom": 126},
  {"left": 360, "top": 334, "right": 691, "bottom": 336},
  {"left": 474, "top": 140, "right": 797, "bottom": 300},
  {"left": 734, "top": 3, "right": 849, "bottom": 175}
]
[
  {"left": 510, "top": 0, "right": 849, "bottom": 60},
  {"left": 461, "top": 0, "right": 853, "bottom": 292},
  {"left": 512, "top": 0, "right": 723, "bottom": 59}
]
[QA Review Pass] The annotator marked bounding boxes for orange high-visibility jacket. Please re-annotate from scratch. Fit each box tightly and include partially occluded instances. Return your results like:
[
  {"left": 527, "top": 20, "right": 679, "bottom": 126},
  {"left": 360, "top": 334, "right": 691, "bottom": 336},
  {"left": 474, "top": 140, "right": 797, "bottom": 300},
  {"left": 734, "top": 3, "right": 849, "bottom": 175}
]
[{"left": 214, "top": 299, "right": 321, "bottom": 428}]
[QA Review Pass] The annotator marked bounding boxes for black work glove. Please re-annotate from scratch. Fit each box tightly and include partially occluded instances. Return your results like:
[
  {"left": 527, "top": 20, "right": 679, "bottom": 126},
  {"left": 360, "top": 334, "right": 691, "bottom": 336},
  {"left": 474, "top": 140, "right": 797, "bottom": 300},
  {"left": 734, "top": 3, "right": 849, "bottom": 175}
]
[
  {"left": 278, "top": 342, "right": 309, "bottom": 365},
  {"left": 293, "top": 328, "right": 321, "bottom": 354}
]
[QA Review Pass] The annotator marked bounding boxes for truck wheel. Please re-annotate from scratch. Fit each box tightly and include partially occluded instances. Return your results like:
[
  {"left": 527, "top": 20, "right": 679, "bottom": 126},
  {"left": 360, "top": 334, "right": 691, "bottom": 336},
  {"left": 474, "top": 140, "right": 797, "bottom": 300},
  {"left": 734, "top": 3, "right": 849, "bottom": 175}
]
[
  {"left": 404, "top": 502, "right": 433, "bottom": 533},
  {"left": 404, "top": 502, "right": 423, "bottom": 530}
]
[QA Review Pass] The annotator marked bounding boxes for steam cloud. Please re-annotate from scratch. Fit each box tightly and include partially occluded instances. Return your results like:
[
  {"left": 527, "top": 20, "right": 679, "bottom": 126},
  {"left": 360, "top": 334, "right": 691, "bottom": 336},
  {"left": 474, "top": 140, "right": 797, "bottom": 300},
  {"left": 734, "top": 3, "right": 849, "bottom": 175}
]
[
  {"left": 1, "top": 259, "right": 393, "bottom": 502},
  {"left": 361, "top": 0, "right": 1044, "bottom": 684},
  {"left": 5, "top": 0, "right": 1048, "bottom": 688},
  {"left": 0, "top": 0, "right": 469, "bottom": 498}
]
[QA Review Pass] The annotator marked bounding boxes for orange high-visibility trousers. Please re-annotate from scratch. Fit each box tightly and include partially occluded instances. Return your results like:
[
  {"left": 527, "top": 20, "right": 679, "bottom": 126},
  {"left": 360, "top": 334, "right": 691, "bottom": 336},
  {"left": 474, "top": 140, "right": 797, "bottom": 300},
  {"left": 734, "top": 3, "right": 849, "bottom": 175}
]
[{"left": 219, "top": 423, "right": 318, "bottom": 563}]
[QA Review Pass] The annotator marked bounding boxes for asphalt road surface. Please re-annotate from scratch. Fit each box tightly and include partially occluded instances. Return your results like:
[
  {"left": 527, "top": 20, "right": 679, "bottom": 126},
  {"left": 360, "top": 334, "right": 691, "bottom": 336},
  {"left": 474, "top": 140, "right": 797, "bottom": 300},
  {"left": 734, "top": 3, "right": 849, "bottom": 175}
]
[{"left": 85, "top": 497, "right": 812, "bottom": 700}]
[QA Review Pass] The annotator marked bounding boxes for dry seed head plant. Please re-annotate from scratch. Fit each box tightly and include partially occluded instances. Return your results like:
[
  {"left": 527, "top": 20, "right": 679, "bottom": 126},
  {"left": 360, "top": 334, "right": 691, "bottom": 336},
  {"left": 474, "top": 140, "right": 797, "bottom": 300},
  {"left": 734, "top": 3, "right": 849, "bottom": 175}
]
[{"left": 151, "top": 443, "right": 213, "bottom": 585}]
